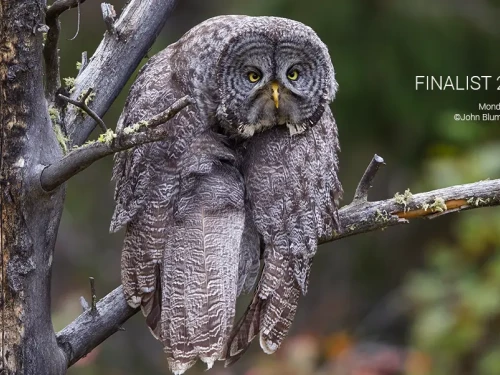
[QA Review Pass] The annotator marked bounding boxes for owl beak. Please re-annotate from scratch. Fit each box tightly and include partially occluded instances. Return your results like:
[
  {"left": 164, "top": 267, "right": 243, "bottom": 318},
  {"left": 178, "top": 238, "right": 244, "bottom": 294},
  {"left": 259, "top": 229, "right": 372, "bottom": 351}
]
[{"left": 271, "top": 82, "right": 280, "bottom": 109}]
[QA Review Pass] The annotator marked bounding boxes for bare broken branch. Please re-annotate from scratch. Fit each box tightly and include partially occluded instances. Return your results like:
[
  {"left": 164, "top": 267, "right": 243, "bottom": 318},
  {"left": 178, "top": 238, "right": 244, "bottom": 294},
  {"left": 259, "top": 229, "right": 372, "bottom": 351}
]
[
  {"left": 101, "top": 3, "right": 117, "bottom": 35},
  {"left": 324, "top": 179, "right": 500, "bottom": 242},
  {"left": 64, "top": 0, "right": 179, "bottom": 146},
  {"left": 89, "top": 277, "right": 97, "bottom": 315},
  {"left": 56, "top": 286, "right": 138, "bottom": 367},
  {"left": 77, "top": 51, "right": 88, "bottom": 77},
  {"left": 43, "top": 0, "right": 88, "bottom": 102},
  {"left": 40, "top": 95, "right": 193, "bottom": 192},
  {"left": 56, "top": 155, "right": 500, "bottom": 366},
  {"left": 352, "top": 154, "right": 385, "bottom": 204}
]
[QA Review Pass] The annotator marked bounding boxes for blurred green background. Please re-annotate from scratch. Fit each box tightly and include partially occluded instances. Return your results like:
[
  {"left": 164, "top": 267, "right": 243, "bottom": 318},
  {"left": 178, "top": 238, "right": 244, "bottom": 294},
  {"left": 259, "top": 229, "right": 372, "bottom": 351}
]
[{"left": 51, "top": 0, "right": 500, "bottom": 374}]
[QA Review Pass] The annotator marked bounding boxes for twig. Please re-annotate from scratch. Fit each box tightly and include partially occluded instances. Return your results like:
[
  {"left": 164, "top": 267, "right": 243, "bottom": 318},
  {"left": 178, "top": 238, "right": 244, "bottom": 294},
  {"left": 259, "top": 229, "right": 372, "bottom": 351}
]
[
  {"left": 59, "top": 89, "right": 107, "bottom": 133},
  {"left": 89, "top": 277, "right": 97, "bottom": 315},
  {"left": 43, "top": 0, "right": 88, "bottom": 102},
  {"left": 64, "top": 0, "right": 179, "bottom": 146},
  {"left": 68, "top": 0, "right": 81, "bottom": 41},
  {"left": 77, "top": 51, "right": 88, "bottom": 77},
  {"left": 101, "top": 3, "right": 117, "bottom": 35},
  {"left": 56, "top": 156, "right": 500, "bottom": 368},
  {"left": 39, "top": 95, "right": 193, "bottom": 192},
  {"left": 352, "top": 154, "right": 385, "bottom": 204}
]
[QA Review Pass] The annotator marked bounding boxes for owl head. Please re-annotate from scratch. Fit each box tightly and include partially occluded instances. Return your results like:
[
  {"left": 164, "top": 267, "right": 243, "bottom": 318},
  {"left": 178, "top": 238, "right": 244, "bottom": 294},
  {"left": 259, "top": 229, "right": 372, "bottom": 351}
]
[{"left": 215, "top": 17, "right": 337, "bottom": 138}]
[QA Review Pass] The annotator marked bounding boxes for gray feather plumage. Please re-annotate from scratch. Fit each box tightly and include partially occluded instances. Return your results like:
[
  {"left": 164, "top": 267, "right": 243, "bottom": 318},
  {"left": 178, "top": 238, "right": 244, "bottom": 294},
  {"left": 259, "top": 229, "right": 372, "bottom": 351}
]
[
  {"left": 111, "top": 15, "right": 341, "bottom": 374},
  {"left": 226, "top": 109, "right": 342, "bottom": 364}
]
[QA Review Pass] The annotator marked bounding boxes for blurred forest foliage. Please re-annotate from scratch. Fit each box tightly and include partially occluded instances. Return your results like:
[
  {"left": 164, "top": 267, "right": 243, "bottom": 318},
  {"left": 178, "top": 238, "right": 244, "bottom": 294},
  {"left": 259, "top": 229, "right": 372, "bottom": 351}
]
[{"left": 51, "top": 0, "right": 500, "bottom": 374}]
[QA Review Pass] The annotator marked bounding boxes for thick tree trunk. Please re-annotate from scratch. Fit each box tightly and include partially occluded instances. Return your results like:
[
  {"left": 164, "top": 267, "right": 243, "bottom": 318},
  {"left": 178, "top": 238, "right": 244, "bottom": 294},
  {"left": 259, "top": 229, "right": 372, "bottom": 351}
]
[{"left": 0, "top": 1, "right": 67, "bottom": 373}]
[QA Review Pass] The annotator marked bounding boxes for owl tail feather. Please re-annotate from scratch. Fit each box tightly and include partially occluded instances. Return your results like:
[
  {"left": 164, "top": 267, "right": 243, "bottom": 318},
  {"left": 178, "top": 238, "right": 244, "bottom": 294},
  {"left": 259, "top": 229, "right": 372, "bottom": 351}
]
[
  {"left": 259, "top": 276, "right": 300, "bottom": 354},
  {"left": 224, "top": 295, "right": 266, "bottom": 366},
  {"left": 141, "top": 264, "right": 162, "bottom": 340},
  {"left": 225, "top": 260, "right": 301, "bottom": 366}
]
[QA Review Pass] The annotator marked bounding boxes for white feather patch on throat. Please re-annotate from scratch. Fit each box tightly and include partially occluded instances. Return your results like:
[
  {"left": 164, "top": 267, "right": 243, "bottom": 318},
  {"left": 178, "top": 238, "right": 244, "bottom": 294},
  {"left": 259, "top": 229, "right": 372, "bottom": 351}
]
[
  {"left": 238, "top": 122, "right": 307, "bottom": 138},
  {"left": 238, "top": 122, "right": 269, "bottom": 138},
  {"left": 286, "top": 122, "right": 307, "bottom": 136}
]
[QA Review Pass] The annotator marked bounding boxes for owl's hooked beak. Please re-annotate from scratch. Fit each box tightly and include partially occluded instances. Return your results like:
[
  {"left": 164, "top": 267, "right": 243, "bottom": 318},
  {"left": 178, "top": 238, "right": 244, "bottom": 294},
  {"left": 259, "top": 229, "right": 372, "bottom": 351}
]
[{"left": 271, "top": 82, "right": 280, "bottom": 109}]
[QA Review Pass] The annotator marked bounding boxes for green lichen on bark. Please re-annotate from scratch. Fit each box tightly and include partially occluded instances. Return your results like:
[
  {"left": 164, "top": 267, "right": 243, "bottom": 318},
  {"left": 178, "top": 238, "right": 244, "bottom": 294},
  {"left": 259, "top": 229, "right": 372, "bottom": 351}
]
[
  {"left": 97, "top": 129, "right": 117, "bottom": 145},
  {"left": 63, "top": 77, "right": 76, "bottom": 93},
  {"left": 375, "top": 209, "right": 391, "bottom": 223},
  {"left": 49, "top": 107, "right": 69, "bottom": 154},
  {"left": 123, "top": 120, "right": 148, "bottom": 135},
  {"left": 53, "top": 124, "right": 69, "bottom": 154},
  {"left": 394, "top": 189, "right": 413, "bottom": 212},
  {"left": 76, "top": 90, "right": 96, "bottom": 116},
  {"left": 423, "top": 197, "right": 447, "bottom": 213},
  {"left": 467, "top": 197, "right": 490, "bottom": 207}
]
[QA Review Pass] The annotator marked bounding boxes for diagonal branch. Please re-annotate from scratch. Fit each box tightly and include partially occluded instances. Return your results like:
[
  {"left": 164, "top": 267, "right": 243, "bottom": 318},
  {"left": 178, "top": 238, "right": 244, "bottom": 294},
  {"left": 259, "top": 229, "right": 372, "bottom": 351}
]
[
  {"left": 55, "top": 155, "right": 500, "bottom": 367},
  {"left": 63, "top": 0, "right": 179, "bottom": 146},
  {"left": 59, "top": 89, "right": 107, "bottom": 133},
  {"left": 56, "top": 286, "right": 138, "bottom": 367},
  {"left": 40, "top": 95, "right": 193, "bottom": 192},
  {"left": 43, "top": 0, "right": 88, "bottom": 102},
  {"left": 326, "top": 178, "right": 500, "bottom": 242}
]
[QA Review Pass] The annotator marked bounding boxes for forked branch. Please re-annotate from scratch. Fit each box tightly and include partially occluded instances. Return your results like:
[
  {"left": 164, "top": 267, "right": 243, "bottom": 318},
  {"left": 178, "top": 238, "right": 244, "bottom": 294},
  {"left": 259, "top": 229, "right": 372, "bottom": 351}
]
[
  {"left": 56, "top": 155, "right": 500, "bottom": 367},
  {"left": 40, "top": 95, "right": 193, "bottom": 192},
  {"left": 59, "top": 89, "right": 107, "bottom": 133}
]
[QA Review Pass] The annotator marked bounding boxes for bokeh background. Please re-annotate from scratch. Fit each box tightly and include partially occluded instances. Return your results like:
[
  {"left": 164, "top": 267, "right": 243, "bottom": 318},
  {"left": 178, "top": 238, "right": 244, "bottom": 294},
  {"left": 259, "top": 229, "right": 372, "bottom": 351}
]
[{"left": 52, "top": 1, "right": 500, "bottom": 374}]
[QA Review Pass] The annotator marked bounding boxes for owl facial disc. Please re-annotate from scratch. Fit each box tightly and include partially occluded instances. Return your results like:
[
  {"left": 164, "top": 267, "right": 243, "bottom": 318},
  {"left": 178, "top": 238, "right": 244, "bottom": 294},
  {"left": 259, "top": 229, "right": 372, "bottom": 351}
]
[{"left": 216, "top": 22, "right": 337, "bottom": 139}]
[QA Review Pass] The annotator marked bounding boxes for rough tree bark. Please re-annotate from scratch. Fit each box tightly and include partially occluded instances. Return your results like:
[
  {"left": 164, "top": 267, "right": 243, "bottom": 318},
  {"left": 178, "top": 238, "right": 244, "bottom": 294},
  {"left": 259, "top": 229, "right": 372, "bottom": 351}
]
[
  {"left": 0, "top": 0, "right": 178, "bottom": 374},
  {"left": 0, "top": 1, "right": 67, "bottom": 373},
  {"left": 0, "top": 1, "right": 499, "bottom": 375}
]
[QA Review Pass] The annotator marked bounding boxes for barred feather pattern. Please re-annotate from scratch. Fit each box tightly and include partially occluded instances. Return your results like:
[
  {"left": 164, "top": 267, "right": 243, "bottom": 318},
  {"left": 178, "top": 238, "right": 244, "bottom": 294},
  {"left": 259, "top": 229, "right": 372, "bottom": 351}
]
[
  {"left": 110, "top": 19, "right": 254, "bottom": 373},
  {"left": 111, "top": 14, "right": 341, "bottom": 374},
  {"left": 226, "top": 107, "right": 342, "bottom": 364}
]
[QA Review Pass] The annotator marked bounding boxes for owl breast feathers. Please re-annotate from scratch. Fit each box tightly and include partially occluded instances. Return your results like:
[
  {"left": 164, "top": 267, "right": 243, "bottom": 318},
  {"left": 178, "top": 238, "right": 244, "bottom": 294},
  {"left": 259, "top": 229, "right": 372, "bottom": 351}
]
[{"left": 111, "top": 15, "right": 342, "bottom": 374}]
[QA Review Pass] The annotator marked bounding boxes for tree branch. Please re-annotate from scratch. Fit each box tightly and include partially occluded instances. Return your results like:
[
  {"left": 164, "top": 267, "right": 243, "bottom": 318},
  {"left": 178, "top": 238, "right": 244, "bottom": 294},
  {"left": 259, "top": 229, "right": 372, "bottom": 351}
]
[
  {"left": 43, "top": 0, "right": 88, "bottom": 102},
  {"left": 40, "top": 96, "right": 193, "bottom": 192},
  {"left": 56, "top": 286, "right": 138, "bottom": 367},
  {"left": 63, "top": 0, "right": 179, "bottom": 146},
  {"left": 327, "top": 178, "right": 500, "bottom": 242},
  {"left": 352, "top": 154, "right": 385, "bottom": 204},
  {"left": 59, "top": 89, "right": 107, "bottom": 133},
  {"left": 55, "top": 155, "right": 500, "bottom": 366},
  {"left": 101, "top": 3, "right": 117, "bottom": 35}
]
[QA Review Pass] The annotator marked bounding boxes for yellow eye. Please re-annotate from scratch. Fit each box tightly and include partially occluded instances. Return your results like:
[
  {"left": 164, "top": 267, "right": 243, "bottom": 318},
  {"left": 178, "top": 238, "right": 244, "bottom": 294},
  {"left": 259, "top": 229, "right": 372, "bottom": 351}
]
[
  {"left": 248, "top": 72, "right": 261, "bottom": 83},
  {"left": 287, "top": 70, "right": 299, "bottom": 81}
]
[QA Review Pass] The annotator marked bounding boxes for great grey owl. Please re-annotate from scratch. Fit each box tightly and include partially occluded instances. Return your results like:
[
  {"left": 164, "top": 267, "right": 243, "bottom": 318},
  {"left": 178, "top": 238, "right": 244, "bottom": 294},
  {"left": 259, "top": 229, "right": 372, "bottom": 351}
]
[{"left": 110, "top": 15, "right": 342, "bottom": 374}]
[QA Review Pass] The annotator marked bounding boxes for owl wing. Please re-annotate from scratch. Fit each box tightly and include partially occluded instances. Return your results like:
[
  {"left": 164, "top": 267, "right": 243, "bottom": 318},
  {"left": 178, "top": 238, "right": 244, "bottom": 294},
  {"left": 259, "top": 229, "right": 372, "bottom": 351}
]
[
  {"left": 236, "top": 203, "right": 261, "bottom": 296},
  {"left": 111, "top": 48, "right": 245, "bottom": 374},
  {"left": 226, "top": 107, "right": 342, "bottom": 364}
]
